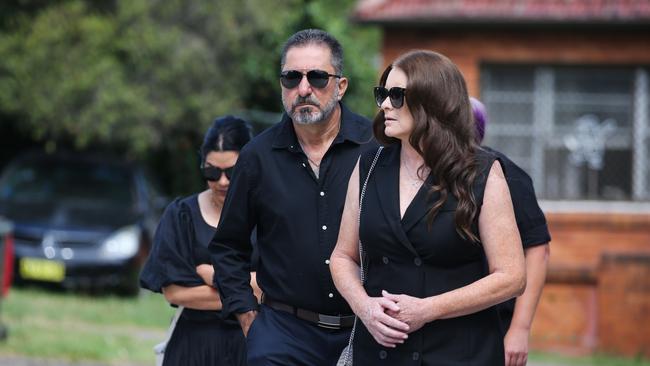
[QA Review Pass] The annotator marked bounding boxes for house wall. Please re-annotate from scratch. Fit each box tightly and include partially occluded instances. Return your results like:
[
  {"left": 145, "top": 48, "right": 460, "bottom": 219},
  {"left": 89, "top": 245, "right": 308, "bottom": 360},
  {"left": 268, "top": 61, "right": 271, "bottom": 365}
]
[
  {"left": 379, "top": 27, "right": 650, "bottom": 96},
  {"left": 532, "top": 213, "right": 650, "bottom": 356}
]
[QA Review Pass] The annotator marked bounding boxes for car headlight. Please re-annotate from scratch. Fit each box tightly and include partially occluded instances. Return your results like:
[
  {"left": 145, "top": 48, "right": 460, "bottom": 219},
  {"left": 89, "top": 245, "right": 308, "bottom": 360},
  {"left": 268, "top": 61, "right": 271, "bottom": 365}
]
[{"left": 99, "top": 225, "right": 140, "bottom": 260}]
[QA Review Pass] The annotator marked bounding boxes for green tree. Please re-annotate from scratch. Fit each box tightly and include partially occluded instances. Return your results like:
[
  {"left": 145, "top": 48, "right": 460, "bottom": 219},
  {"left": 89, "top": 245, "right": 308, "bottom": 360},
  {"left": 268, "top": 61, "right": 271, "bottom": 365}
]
[
  {"left": 0, "top": 0, "right": 301, "bottom": 155},
  {"left": 0, "top": 0, "right": 380, "bottom": 194},
  {"left": 302, "top": 0, "right": 381, "bottom": 118}
]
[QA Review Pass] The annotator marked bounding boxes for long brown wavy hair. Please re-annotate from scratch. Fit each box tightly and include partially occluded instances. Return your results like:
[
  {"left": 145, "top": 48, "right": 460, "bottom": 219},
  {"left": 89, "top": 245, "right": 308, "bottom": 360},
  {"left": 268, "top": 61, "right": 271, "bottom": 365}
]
[{"left": 373, "top": 50, "right": 482, "bottom": 242}]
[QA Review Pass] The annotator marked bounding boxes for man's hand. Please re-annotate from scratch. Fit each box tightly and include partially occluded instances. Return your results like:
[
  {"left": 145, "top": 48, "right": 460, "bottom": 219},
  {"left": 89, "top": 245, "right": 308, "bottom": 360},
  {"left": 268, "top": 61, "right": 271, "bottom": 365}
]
[
  {"left": 504, "top": 326, "right": 530, "bottom": 366},
  {"left": 236, "top": 310, "right": 258, "bottom": 337}
]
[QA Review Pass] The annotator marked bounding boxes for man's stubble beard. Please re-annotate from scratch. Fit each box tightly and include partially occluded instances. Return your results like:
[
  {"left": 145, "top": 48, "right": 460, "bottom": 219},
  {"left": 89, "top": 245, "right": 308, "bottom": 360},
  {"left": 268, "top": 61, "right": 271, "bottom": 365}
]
[{"left": 283, "top": 86, "right": 340, "bottom": 125}]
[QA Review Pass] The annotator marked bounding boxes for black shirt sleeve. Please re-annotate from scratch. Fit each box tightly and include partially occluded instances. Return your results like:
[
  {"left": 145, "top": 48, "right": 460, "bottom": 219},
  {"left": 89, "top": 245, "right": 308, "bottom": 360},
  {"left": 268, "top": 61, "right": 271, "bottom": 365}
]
[
  {"left": 139, "top": 198, "right": 204, "bottom": 293},
  {"left": 209, "top": 148, "right": 259, "bottom": 317},
  {"left": 501, "top": 158, "right": 551, "bottom": 248}
]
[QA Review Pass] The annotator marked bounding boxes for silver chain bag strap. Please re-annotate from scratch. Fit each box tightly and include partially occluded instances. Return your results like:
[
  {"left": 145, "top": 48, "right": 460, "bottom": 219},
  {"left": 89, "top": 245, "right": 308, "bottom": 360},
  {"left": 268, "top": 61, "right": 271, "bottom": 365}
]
[{"left": 337, "top": 146, "right": 383, "bottom": 366}]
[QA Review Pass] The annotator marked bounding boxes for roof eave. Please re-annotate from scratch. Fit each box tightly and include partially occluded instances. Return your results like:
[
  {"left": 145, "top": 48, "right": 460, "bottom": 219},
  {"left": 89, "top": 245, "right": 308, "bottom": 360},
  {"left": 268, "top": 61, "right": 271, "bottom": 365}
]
[{"left": 352, "top": 16, "right": 650, "bottom": 29}]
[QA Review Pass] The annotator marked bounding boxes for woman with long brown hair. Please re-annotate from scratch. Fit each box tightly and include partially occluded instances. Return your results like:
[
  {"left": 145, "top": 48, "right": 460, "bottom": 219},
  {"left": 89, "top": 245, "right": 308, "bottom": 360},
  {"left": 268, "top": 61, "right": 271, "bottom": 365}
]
[{"left": 331, "top": 50, "right": 525, "bottom": 365}]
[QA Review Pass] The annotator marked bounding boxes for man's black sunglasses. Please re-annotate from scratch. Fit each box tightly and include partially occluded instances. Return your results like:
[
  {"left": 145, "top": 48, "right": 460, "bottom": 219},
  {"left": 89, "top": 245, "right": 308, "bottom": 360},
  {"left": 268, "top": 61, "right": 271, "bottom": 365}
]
[
  {"left": 280, "top": 70, "right": 341, "bottom": 89},
  {"left": 201, "top": 166, "right": 234, "bottom": 181},
  {"left": 374, "top": 86, "right": 407, "bottom": 108}
]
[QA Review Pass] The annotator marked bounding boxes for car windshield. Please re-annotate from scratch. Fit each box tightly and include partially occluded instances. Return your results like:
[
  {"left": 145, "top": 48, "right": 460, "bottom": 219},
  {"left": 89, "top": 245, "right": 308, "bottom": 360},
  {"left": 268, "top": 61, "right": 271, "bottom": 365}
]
[{"left": 0, "top": 158, "right": 135, "bottom": 206}]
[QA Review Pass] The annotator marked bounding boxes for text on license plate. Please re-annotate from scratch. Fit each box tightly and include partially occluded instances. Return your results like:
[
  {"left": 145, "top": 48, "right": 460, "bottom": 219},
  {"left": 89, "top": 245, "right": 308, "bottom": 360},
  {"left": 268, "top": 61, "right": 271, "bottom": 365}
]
[{"left": 19, "top": 258, "right": 65, "bottom": 282}]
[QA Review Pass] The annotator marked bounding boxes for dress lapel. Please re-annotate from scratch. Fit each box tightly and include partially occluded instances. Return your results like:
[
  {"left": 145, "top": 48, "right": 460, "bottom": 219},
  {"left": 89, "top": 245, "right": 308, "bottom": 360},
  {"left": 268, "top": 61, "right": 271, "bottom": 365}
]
[
  {"left": 373, "top": 145, "right": 419, "bottom": 256},
  {"left": 401, "top": 175, "right": 438, "bottom": 234}
]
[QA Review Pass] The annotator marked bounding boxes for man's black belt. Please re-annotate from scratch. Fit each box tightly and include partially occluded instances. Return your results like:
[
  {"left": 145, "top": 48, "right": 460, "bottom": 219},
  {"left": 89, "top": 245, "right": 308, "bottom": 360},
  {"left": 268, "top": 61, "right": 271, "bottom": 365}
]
[{"left": 262, "top": 297, "right": 355, "bottom": 329}]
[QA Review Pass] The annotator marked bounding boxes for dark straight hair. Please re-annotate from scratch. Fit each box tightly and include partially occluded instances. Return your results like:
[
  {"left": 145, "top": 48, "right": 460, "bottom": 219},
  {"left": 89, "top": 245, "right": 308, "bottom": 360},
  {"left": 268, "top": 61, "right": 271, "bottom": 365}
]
[
  {"left": 373, "top": 50, "right": 482, "bottom": 242},
  {"left": 200, "top": 115, "right": 253, "bottom": 165},
  {"left": 280, "top": 29, "right": 344, "bottom": 75}
]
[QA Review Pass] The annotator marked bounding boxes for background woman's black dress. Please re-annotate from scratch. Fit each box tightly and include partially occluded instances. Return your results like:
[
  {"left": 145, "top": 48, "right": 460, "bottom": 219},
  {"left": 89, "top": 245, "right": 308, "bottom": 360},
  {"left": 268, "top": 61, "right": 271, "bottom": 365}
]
[{"left": 140, "top": 195, "right": 247, "bottom": 366}]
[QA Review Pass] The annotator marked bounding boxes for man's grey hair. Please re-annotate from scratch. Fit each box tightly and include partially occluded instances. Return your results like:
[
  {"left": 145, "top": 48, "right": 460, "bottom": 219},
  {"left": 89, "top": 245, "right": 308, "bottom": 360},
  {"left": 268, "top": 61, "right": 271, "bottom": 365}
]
[{"left": 280, "top": 29, "right": 344, "bottom": 75}]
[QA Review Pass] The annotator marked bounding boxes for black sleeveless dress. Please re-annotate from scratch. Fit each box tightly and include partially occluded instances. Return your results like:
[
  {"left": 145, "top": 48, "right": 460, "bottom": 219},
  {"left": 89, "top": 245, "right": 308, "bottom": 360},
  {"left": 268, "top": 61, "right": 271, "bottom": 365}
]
[
  {"left": 140, "top": 194, "right": 248, "bottom": 366},
  {"left": 354, "top": 144, "right": 505, "bottom": 365}
]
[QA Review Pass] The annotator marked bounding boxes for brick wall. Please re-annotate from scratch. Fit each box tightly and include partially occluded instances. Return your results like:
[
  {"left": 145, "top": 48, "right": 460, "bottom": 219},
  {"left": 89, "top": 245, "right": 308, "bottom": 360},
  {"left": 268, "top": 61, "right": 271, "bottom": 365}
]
[
  {"left": 531, "top": 213, "right": 650, "bottom": 356},
  {"left": 546, "top": 213, "right": 650, "bottom": 268},
  {"left": 597, "top": 253, "right": 650, "bottom": 357},
  {"left": 530, "top": 249, "right": 650, "bottom": 358},
  {"left": 379, "top": 27, "right": 650, "bottom": 96},
  {"left": 532, "top": 282, "right": 598, "bottom": 355}
]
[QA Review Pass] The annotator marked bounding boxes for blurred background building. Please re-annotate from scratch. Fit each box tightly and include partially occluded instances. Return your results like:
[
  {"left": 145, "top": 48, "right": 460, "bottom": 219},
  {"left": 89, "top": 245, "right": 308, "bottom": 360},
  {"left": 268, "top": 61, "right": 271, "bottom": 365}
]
[{"left": 354, "top": 0, "right": 650, "bottom": 358}]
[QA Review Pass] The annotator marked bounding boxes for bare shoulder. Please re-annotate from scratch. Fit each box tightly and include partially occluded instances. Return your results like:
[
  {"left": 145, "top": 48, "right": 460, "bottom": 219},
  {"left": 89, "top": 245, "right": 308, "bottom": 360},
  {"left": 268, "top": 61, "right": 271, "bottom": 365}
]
[
  {"left": 483, "top": 160, "right": 510, "bottom": 201},
  {"left": 487, "top": 159, "right": 506, "bottom": 181}
]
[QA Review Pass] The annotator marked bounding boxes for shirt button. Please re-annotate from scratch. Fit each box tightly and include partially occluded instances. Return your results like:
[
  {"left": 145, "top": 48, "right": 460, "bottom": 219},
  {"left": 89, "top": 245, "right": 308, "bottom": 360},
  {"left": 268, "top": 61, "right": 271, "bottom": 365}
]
[
  {"left": 328, "top": 293, "right": 334, "bottom": 298},
  {"left": 322, "top": 225, "right": 327, "bottom": 230},
  {"left": 325, "top": 259, "right": 330, "bottom": 265},
  {"left": 290, "top": 145, "right": 294, "bottom": 149},
  {"left": 379, "top": 350, "right": 387, "bottom": 359},
  {"left": 320, "top": 191, "right": 325, "bottom": 196},
  {"left": 301, "top": 162, "right": 306, "bottom": 168},
  {"left": 414, "top": 257, "right": 422, "bottom": 266},
  {"left": 382, "top": 256, "right": 389, "bottom": 264},
  {"left": 412, "top": 352, "right": 420, "bottom": 360}
]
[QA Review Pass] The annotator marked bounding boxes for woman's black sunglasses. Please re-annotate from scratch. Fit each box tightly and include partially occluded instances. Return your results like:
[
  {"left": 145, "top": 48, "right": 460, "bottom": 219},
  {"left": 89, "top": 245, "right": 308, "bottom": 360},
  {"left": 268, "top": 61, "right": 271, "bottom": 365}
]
[
  {"left": 201, "top": 166, "right": 234, "bottom": 181},
  {"left": 374, "top": 86, "right": 407, "bottom": 108},
  {"left": 280, "top": 70, "right": 341, "bottom": 89}
]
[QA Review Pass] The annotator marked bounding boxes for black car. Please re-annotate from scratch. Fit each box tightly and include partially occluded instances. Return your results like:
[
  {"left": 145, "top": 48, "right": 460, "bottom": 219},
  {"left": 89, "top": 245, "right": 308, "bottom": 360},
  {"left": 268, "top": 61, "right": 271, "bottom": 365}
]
[{"left": 0, "top": 151, "right": 165, "bottom": 295}]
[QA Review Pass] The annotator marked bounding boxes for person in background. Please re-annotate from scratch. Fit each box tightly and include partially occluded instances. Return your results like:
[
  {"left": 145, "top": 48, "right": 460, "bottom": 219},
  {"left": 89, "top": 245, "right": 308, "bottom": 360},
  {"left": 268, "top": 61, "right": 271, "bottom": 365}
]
[
  {"left": 209, "top": 29, "right": 373, "bottom": 366},
  {"left": 140, "top": 116, "right": 261, "bottom": 366},
  {"left": 471, "top": 97, "right": 551, "bottom": 366},
  {"left": 330, "top": 50, "right": 526, "bottom": 365}
]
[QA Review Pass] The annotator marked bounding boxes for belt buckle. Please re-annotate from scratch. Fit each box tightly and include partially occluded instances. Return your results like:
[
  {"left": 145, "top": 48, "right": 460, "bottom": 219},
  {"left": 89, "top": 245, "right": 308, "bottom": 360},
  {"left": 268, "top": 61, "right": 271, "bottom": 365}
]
[{"left": 317, "top": 314, "right": 342, "bottom": 329}]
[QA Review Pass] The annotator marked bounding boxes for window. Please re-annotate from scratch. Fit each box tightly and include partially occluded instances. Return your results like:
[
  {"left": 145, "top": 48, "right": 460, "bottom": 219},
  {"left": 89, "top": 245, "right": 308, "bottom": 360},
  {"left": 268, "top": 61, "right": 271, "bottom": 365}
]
[{"left": 481, "top": 65, "right": 650, "bottom": 201}]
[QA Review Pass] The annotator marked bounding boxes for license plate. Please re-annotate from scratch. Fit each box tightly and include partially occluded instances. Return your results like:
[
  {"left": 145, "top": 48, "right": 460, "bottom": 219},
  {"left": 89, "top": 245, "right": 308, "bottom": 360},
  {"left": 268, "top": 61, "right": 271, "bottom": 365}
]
[{"left": 19, "top": 257, "right": 65, "bottom": 282}]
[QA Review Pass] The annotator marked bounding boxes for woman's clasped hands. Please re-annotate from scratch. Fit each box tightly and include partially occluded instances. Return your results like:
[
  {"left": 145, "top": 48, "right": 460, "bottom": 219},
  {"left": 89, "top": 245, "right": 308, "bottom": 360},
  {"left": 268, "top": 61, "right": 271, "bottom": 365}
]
[
  {"left": 356, "top": 293, "right": 409, "bottom": 348},
  {"left": 356, "top": 290, "right": 433, "bottom": 348},
  {"left": 382, "top": 290, "right": 431, "bottom": 334}
]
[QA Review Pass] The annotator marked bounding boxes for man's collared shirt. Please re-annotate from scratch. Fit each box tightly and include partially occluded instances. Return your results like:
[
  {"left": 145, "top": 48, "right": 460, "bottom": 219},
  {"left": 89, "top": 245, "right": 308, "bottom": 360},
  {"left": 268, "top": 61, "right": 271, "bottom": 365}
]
[{"left": 210, "top": 103, "right": 373, "bottom": 317}]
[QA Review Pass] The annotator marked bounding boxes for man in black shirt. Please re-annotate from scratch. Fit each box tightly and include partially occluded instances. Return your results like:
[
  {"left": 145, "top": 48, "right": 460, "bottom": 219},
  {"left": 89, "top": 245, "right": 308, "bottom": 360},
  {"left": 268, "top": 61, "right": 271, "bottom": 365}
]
[
  {"left": 472, "top": 97, "right": 551, "bottom": 366},
  {"left": 210, "top": 29, "right": 373, "bottom": 365}
]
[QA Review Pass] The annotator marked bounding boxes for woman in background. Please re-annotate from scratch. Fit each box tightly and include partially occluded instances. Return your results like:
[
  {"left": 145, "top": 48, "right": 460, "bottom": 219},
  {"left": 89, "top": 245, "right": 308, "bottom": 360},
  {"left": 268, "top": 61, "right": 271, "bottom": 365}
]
[
  {"left": 140, "top": 115, "right": 260, "bottom": 366},
  {"left": 472, "top": 97, "right": 551, "bottom": 366}
]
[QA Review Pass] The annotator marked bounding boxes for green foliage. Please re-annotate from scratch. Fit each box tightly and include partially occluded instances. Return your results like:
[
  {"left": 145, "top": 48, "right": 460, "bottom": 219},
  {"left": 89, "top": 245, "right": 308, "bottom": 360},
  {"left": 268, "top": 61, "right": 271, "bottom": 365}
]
[
  {"left": 0, "top": 0, "right": 297, "bottom": 155},
  {"left": 305, "top": 0, "right": 381, "bottom": 118},
  {"left": 0, "top": 0, "right": 380, "bottom": 194}
]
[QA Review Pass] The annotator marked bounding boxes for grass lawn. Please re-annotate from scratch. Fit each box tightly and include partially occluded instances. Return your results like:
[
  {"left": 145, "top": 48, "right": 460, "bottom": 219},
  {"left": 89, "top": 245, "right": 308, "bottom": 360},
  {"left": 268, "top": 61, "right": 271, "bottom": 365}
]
[
  {"left": 0, "top": 287, "right": 648, "bottom": 365},
  {"left": 529, "top": 351, "right": 650, "bottom": 366},
  {"left": 0, "top": 286, "right": 174, "bottom": 364}
]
